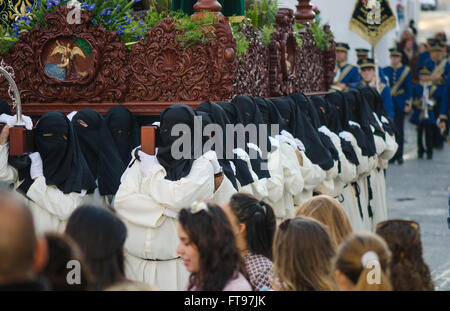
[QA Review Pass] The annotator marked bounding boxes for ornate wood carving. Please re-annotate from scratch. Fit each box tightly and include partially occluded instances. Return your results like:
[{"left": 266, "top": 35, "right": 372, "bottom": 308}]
[
  {"left": 0, "top": 6, "right": 334, "bottom": 115},
  {"left": 295, "top": 26, "right": 325, "bottom": 93},
  {"left": 269, "top": 8, "right": 300, "bottom": 97},
  {"left": 206, "top": 14, "right": 238, "bottom": 100},
  {"left": 232, "top": 22, "right": 270, "bottom": 98},
  {"left": 193, "top": 0, "right": 222, "bottom": 18},
  {"left": 126, "top": 16, "right": 236, "bottom": 102},
  {"left": 0, "top": 7, "right": 130, "bottom": 103},
  {"left": 322, "top": 24, "right": 336, "bottom": 91},
  {"left": 295, "top": 0, "right": 315, "bottom": 24}
]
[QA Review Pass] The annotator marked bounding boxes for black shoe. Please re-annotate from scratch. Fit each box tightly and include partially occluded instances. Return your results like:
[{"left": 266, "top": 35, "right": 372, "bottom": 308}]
[
  {"left": 418, "top": 152, "right": 424, "bottom": 159},
  {"left": 427, "top": 153, "right": 433, "bottom": 160},
  {"left": 397, "top": 158, "right": 404, "bottom": 165},
  {"left": 389, "top": 159, "right": 396, "bottom": 164}
]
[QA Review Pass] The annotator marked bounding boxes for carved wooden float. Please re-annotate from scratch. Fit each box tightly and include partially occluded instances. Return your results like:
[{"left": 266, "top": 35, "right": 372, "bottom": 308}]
[{"left": 0, "top": 1, "right": 334, "bottom": 116}]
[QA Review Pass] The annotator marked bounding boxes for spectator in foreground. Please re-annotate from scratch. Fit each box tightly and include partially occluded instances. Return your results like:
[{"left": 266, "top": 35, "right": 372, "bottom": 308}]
[
  {"left": 0, "top": 190, "right": 49, "bottom": 290},
  {"left": 224, "top": 193, "right": 276, "bottom": 290},
  {"left": 296, "top": 195, "right": 353, "bottom": 247},
  {"left": 42, "top": 233, "right": 93, "bottom": 291},
  {"left": 65, "top": 205, "right": 127, "bottom": 290},
  {"left": 376, "top": 219, "right": 434, "bottom": 291},
  {"left": 272, "top": 216, "right": 337, "bottom": 291},
  {"left": 334, "top": 232, "right": 392, "bottom": 291},
  {"left": 177, "top": 202, "right": 252, "bottom": 291}
]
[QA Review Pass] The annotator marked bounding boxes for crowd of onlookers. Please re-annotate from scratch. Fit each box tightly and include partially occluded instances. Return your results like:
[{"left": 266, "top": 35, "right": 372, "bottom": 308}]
[{"left": 0, "top": 188, "right": 434, "bottom": 291}]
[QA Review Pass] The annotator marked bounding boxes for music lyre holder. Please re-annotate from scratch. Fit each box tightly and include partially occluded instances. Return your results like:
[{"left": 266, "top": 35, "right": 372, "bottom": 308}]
[{"left": 0, "top": 60, "right": 34, "bottom": 156}]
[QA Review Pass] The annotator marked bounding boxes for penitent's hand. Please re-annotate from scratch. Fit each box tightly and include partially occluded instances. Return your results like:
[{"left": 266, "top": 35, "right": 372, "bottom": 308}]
[
  {"left": 0, "top": 125, "right": 10, "bottom": 146},
  {"left": 214, "top": 173, "right": 224, "bottom": 192},
  {"left": 295, "top": 149, "right": 304, "bottom": 167}
]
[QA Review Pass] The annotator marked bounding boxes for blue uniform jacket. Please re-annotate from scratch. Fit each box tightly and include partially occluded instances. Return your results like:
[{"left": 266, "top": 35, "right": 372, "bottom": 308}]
[
  {"left": 336, "top": 63, "right": 361, "bottom": 87},
  {"left": 383, "top": 65, "right": 413, "bottom": 110},
  {"left": 410, "top": 83, "right": 448, "bottom": 125}
]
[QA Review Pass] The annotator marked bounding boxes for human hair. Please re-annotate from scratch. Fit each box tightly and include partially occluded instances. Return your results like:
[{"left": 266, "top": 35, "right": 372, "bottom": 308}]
[
  {"left": 334, "top": 232, "right": 392, "bottom": 291},
  {"left": 42, "top": 233, "right": 93, "bottom": 291},
  {"left": 272, "top": 216, "right": 337, "bottom": 291},
  {"left": 65, "top": 205, "right": 127, "bottom": 290},
  {"left": 296, "top": 195, "right": 353, "bottom": 247},
  {"left": 178, "top": 203, "right": 244, "bottom": 291},
  {"left": 0, "top": 190, "right": 36, "bottom": 280},
  {"left": 228, "top": 193, "right": 276, "bottom": 260},
  {"left": 376, "top": 220, "right": 434, "bottom": 291}
]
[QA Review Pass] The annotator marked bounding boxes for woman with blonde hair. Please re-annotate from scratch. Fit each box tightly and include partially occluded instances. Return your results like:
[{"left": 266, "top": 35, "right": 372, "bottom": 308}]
[
  {"left": 272, "top": 216, "right": 336, "bottom": 291},
  {"left": 334, "top": 232, "right": 392, "bottom": 291},
  {"left": 296, "top": 195, "right": 353, "bottom": 247}
]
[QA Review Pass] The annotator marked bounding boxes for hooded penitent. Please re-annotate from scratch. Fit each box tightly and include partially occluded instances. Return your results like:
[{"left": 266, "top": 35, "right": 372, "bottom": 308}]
[
  {"left": 336, "top": 91, "right": 375, "bottom": 157},
  {"left": 217, "top": 101, "right": 271, "bottom": 180},
  {"left": 254, "top": 97, "right": 288, "bottom": 136},
  {"left": 347, "top": 89, "right": 377, "bottom": 157},
  {"left": 105, "top": 105, "right": 140, "bottom": 166},
  {"left": 34, "top": 112, "right": 97, "bottom": 194},
  {"left": 196, "top": 101, "right": 254, "bottom": 189},
  {"left": 302, "top": 95, "right": 339, "bottom": 161},
  {"left": 278, "top": 93, "right": 334, "bottom": 170},
  {"left": 157, "top": 104, "right": 206, "bottom": 181},
  {"left": 318, "top": 94, "right": 359, "bottom": 166},
  {"left": 72, "top": 109, "right": 126, "bottom": 196}
]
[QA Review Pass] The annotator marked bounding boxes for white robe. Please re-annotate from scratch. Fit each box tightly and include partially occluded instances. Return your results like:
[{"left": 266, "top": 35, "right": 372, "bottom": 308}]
[
  {"left": 263, "top": 138, "right": 304, "bottom": 222},
  {"left": 0, "top": 143, "right": 92, "bottom": 234},
  {"left": 293, "top": 150, "right": 327, "bottom": 208},
  {"left": 114, "top": 152, "right": 235, "bottom": 291},
  {"left": 369, "top": 131, "right": 398, "bottom": 230}
]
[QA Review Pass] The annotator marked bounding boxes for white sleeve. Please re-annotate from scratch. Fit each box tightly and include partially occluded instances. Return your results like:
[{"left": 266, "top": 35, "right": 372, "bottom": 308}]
[
  {"left": 114, "top": 161, "right": 166, "bottom": 228},
  {"left": 315, "top": 161, "right": 339, "bottom": 195},
  {"left": 380, "top": 133, "right": 398, "bottom": 161},
  {"left": 264, "top": 149, "right": 285, "bottom": 203},
  {"left": 26, "top": 177, "right": 88, "bottom": 221},
  {"left": 343, "top": 131, "right": 370, "bottom": 178},
  {"left": 337, "top": 146, "right": 358, "bottom": 185},
  {"left": 210, "top": 175, "right": 237, "bottom": 207},
  {"left": 300, "top": 151, "right": 326, "bottom": 191},
  {"left": 280, "top": 142, "right": 304, "bottom": 196},
  {"left": 146, "top": 157, "right": 215, "bottom": 211},
  {"left": 374, "top": 135, "right": 387, "bottom": 156},
  {"left": 0, "top": 143, "right": 19, "bottom": 183}
]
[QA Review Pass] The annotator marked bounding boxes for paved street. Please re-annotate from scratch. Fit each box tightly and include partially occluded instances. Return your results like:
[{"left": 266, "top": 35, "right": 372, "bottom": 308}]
[
  {"left": 383, "top": 1, "right": 450, "bottom": 291},
  {"left": 386, "top": 119, "right": 450, "bottom": 290}
]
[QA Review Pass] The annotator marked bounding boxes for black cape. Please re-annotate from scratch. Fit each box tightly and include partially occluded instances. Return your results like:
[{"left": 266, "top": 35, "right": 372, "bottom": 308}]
[
  {"left": 105, "top": 105, "right": 140, "bottom": 166},
  {"left": 35, "top": 112, "right": 96, "bottom": 194},
  {"left": 72, "top": 109, "right": 126, "bottom": 196},
  {"left": 196, "top": 101, "right": 254, "bottom": 188}
]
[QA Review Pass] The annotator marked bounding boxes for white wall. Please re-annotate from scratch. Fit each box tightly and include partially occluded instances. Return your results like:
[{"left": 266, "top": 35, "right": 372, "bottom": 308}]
[{"left": 309, "top": 0, "right": 418, "bottom": 67}]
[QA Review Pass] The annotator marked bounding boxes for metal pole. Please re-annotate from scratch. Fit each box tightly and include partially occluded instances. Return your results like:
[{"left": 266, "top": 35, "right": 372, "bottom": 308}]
[{"left": 372, "top": 45, "right": 380, "bottom": 93}]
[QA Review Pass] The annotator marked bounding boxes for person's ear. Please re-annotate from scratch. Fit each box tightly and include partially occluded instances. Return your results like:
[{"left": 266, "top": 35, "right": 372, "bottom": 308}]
[
  {"left": 33, "top": 236, "right": 48, "bottom": 274},
  {"left": 335, "top": 269, "right": 355, "bottom": 291},
  {"left": 239, "top": 222, "right": 246, "bottom": 235}
]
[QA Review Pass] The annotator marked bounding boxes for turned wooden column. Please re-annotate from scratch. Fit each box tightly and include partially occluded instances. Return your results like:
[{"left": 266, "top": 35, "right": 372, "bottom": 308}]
[
  {"left": 192, "top": 0, "right": 222, "bottom": 18},
  {"left": 295, "top": 0, "right": 315, "bottom": 24}
]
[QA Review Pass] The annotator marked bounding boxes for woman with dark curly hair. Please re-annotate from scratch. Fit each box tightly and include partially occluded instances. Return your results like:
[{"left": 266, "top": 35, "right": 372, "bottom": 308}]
[
  {"left": 177, "top": 201, "right": 252, "bottom": 291},
  {"left": 376, "top": 219, "right": 434, "bottom": 291},
  {"left": 224, "top": 193, "right": 276, "bottom": 290}
]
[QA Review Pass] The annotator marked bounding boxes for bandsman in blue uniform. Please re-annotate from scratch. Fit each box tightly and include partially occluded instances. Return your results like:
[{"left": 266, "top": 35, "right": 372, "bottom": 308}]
[
  {"left": 410, "top": 66, "right": 448, "bottom": 159},
  {"left": 416, "top": 38, "right": 434, "bottom": 74},
  {"left": 350, "top": 58, "right": 394, "bottom": 119},
  {"left": 424, "top": 39, "right": 450, "bottom": 149},
  {"left": 383, "top": 48, "right": 413, "bottom": 164},
  {"left": 356, "top": 48, "right": 388, "bottom": 85},
  {"left": 332, "top": 43, "right": 360, "bottom": 91}
]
